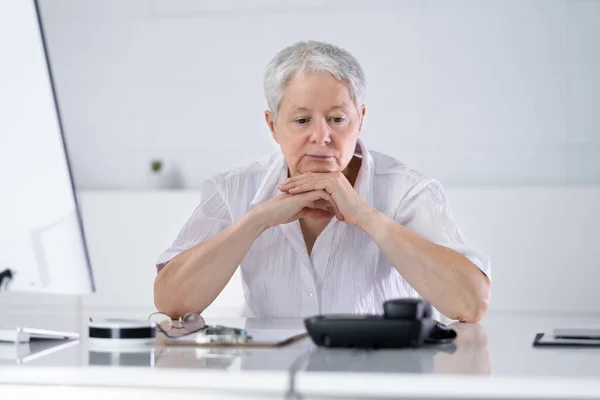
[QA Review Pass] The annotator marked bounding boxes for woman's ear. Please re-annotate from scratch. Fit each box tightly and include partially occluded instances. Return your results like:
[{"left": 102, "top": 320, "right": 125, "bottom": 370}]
[
  {"left": 265, "top": 110, "right": 279, "bottom": 143},
  {"left": 358, "top": 104, "right": 366, "bottom": 133}
]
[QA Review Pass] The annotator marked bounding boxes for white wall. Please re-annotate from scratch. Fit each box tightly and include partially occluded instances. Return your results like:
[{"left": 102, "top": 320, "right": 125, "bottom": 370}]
[{"left": 36, "top": 0, "right": 600, "bottom": 189}]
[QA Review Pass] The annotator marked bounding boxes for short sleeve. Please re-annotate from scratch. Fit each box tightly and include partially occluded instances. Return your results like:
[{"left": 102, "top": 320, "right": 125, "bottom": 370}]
[
  {"left": 155, "top": 178, "right": 232, "bottom": 272},
  {"left": 393, "top": 179, "right": 491, "bottom": 280}
]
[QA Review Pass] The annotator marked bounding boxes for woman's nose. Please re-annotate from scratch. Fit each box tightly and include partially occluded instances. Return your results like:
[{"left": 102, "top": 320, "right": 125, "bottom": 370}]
[{"left": 310, "top": 120, "right": 332, "bottom": 145}]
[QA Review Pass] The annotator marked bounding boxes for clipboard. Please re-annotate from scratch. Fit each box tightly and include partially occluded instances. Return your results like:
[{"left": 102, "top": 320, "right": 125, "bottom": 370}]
[
  {"left": 159, "top": 329, "right": 309, "bottom": 348},
  {"left": 533, "top": 332, "right": 600, "bottom": 348}
]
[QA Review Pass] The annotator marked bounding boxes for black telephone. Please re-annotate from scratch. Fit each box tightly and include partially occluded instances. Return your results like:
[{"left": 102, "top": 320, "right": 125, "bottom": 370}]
[{"left": 304, "top": 298, "right": 457, "bottom": 349}]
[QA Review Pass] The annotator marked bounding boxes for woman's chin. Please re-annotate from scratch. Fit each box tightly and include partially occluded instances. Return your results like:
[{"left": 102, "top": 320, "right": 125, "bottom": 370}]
[
  {"left": 299, "top": 164, "right": 340, "bottom": 174},
  {"left": 293, "top": 157, "right": 340, "bottom": 174}
]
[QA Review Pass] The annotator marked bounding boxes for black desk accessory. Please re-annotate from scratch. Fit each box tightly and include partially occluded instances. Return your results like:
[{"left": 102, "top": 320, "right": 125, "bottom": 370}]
[
  {"left": 304, "top": 298, "right": 457, "bottom": 349},
  {"left": 533, "top": 328, "right": 600, "bottom": 348}
]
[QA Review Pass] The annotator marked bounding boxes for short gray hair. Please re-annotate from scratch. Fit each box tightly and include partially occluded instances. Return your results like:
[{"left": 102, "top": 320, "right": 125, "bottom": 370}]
[{"left": 264, "top": 40, "right": 366, "bottom": 118}]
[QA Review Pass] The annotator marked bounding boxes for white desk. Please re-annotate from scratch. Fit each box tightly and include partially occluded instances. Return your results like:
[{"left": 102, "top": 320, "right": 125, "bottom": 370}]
[{"left": 2, "top": 312, "right": 600, "bottom": 399}]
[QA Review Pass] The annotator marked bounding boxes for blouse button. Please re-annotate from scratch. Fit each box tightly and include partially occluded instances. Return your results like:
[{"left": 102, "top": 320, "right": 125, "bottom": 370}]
[{"left": 308, "top": 289, "right": 313, "bottom": 297}]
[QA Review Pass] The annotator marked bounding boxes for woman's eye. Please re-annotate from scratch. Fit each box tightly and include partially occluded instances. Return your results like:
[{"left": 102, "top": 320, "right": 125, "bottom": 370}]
[
  {"left": 295, "top": 118, "right": 309, "bottom": 125},
  {"left": 331, "top": 117, "right": 345, "bottom": 123}
]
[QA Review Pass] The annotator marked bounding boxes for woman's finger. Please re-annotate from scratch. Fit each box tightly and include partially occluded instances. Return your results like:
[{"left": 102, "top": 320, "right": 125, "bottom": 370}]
[
  {"left": 300, "top": 190, "right": 343, "bottom": 221},
  {"left": 288, "top": 181, "right": 330, "bottom": 194},
  {"left": 279, "top": 173, "right": 327, "bottom": 191},
  {"left": 281, "top": 172, "right": 317, "bottom": 185},
  {"left": 310, "top": 199, "right": 338, "bottom": 216}
]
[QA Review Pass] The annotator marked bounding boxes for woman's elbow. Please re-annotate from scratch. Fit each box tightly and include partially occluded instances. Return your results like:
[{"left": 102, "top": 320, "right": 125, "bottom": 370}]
[
  {"left": 463, "top": 295, "right": 489, "bottom": 323},
  {"left": 153, "top": 268, "right": 185, "bottom": 317},
  {"left": 153, "top": 271, "right": 174, "bottom": 315},
  {"left": 458, "top": 278, "right": 491, "bottom": 323},
  {"left": 153, "top": 267, "right": 210, "bottom": 318}
]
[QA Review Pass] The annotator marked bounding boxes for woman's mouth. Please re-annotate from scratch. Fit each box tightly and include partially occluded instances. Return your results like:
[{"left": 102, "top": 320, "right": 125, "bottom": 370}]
[{"left": 306, "top": 154, "right": 334, "bottom": 161}]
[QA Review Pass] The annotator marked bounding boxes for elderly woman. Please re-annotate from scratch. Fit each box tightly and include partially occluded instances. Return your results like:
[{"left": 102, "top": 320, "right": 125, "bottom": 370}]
[{"left": 154, "top": 41, "right": 491, "bottom": 323}]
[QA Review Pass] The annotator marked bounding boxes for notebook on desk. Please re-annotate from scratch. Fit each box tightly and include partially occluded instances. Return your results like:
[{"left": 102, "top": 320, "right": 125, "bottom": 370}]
[{"left": 533, "top": 331, "right": 600, "bottom": 347}]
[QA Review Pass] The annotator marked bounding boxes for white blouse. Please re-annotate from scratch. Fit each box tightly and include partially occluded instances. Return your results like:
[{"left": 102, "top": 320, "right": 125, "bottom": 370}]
[{"left": 156, "top": 139, "right": 491, "bottom": 318}]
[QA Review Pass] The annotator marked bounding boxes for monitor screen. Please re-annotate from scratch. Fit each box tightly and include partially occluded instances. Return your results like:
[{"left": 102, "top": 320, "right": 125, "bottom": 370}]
[{"left": 0, "top": 0, "right": 94, "bottom": 294}]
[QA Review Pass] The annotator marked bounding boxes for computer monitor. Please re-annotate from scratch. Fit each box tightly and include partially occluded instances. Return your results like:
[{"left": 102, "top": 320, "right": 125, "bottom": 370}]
[{"left": 0, "top": 0, "right": 95, "bottom": 295}]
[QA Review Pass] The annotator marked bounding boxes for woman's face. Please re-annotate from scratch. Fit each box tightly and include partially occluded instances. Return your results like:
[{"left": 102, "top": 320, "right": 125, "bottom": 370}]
[{"left": 265, "top": 72, "right": 366, "bottom": 177}]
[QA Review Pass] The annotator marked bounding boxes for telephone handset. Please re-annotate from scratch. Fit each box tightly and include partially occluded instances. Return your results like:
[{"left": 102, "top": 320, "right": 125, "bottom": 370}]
[{"left": 304, "top": 298, "right": 457, "bottom": 349}]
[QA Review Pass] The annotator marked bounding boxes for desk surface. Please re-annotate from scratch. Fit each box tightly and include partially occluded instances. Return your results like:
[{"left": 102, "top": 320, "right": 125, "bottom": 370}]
[{"left": 2, "top": 312, "right": 600, "bottom": 399}]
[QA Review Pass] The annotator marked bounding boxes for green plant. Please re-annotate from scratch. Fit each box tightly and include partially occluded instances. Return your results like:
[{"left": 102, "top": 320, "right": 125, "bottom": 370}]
[{"left": 151, "top": 160, "right": 163, "bottom": 173}]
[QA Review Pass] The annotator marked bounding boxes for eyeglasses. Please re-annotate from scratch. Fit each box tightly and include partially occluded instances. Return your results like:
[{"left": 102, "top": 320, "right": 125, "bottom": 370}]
[{"left": 148, "top": 312, "right": 206, "bottom": 338}]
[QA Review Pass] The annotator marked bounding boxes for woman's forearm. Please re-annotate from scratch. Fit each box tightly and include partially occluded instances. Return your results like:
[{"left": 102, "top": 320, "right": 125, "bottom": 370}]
[
  {"left": 359, "top": 208, "right": 490, "bottom": 322},
  {"left": 154, "top": 210, "right": 266, "bottom": 317}
]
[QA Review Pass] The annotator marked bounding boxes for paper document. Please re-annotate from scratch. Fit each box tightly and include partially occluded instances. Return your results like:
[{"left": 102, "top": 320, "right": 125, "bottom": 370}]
[{"left": 167, "top": 329, "right": 308, "bottom": 347}]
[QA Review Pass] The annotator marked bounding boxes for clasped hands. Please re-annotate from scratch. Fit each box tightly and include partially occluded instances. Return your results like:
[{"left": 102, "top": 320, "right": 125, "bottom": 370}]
[{"left": 276, "top": 171, "right": 371, "bottom": 227}]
